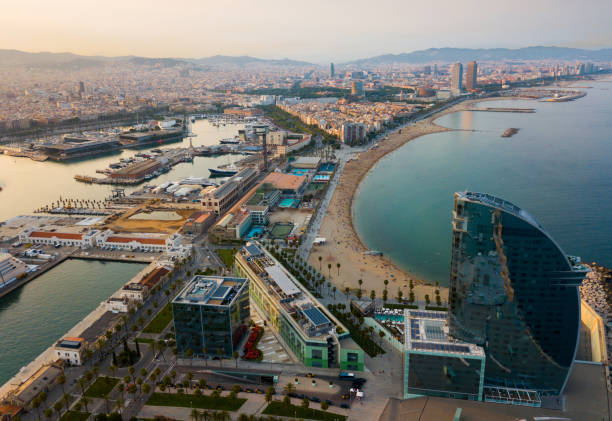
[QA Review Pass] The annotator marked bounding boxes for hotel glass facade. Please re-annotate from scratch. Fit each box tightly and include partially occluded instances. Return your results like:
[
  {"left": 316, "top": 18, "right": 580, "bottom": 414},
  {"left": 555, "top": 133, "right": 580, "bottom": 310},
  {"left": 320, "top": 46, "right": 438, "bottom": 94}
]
[{"left": 448, "top": 192, "right": 587, "bottom": 396}]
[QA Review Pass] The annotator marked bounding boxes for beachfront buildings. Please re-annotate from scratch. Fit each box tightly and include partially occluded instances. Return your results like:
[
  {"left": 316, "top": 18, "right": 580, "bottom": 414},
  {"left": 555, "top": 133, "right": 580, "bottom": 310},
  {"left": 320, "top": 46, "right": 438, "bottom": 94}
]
[
  {"left": 465, "top": 61, "right": 478, "bottom": 91},
  {"left": 235, "top": 243, "right": 365, "bottom": 370},
  {"left": 448, "top": 192, "right": 588, "bottom": 401},
  {"left": 172, "top": 276, "right": 250, "bottom": 358},
  {"left": 53, "top": 337, "right": 86, "bottom": 366},
  {"left": 450, "top": 62, "right": 463, "bottom": 95}
]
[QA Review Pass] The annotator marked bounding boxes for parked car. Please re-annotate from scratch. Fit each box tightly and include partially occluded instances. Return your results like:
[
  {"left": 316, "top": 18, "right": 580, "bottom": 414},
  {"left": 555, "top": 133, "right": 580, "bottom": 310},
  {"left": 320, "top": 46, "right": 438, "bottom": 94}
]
[
  {"left": 341, "top": 403, "right": 350, "bottom": 409},
  {"left": 310, "top": 397, "right": 321, "bottom": 403}
]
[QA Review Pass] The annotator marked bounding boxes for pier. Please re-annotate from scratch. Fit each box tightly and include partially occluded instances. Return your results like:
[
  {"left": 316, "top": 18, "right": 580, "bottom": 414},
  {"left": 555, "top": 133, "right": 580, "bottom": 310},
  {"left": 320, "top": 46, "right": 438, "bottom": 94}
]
[{"left": 468, "top": 107, "right": 536, "bottom": 113}]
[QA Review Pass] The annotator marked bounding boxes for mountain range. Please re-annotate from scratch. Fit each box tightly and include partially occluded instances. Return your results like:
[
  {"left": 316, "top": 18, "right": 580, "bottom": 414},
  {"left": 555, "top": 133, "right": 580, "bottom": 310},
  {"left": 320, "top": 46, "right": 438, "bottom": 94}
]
[{"left": 1, "top": 46, "right": 612, "bottom": 69}]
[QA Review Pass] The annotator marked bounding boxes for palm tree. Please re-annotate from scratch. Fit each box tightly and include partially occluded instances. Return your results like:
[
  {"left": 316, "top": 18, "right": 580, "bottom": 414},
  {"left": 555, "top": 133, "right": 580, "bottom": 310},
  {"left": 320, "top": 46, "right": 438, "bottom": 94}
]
[
  {"left": 233, "top": 351, "right": 239, "bottom": 368},
  {"left": 327, "top": 263, "right": 332, "bottom": 279},
  {"left": 190, "top": 408, "right": 200, "bottom": 421},
  {"left": 57, "top": 374, "right": 66, "bottom": 394},
  {"left": 344, "top": 287, "right": 350, "bottom": 302},
  {"left": 217, "top": 348, "right": 223, "bottom": 367},
  {"left": 370, "top": 290, "right": 376, "bottom": 303},
  {"left": 336, "top": 262, "right": 341, "bottom": 276},
  {"left": 115, "top": 398, "right": 123, "bottom": 415},
  {"left": 358, "top": 279, "right": 363, "bottom": 294},
  {"left": 318, "top": 256, "right": 322, "bottom": 271}
]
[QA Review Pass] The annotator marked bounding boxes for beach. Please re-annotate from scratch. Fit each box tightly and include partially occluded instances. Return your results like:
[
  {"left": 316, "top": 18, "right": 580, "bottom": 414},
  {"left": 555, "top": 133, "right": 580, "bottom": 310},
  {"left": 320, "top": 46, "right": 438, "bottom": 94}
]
[{"left": 307, "top": 99, "right": 502, "bottom": 298}]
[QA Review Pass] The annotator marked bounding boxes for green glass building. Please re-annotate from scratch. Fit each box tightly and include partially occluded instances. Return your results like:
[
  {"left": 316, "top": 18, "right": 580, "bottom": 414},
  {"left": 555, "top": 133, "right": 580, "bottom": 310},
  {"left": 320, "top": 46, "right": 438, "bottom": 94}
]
[
  {"left": 235, "top": 243, "right": 364, "bottom": 370},
  {"left": 172, "top": 276, "right": 250, "bottom": 358}
]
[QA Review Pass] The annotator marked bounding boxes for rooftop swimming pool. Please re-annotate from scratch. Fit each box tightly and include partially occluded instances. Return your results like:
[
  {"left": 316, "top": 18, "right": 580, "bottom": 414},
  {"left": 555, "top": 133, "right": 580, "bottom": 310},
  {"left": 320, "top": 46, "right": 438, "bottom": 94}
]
[
  {"left": 313, "top": 174, "right": 330, "bottom": 182},
  {"left": 246, "top": 226, "right": 264, "bottom": 239},
  {"left": 319, "top": 163, "right": 335, "bottom": 172},
  {"left": 374, "top": 314, "right": 405, "bottom": 322},
  {"left": 290, "top": 169, "right": 309, "bottom": 176}
]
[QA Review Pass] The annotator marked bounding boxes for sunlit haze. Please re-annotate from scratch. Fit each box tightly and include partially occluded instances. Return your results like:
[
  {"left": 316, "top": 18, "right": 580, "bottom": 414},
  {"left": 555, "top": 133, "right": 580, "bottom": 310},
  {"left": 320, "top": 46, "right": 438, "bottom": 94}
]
[{"left": 1, "top": 0, "right": 612, "bottom": 62}]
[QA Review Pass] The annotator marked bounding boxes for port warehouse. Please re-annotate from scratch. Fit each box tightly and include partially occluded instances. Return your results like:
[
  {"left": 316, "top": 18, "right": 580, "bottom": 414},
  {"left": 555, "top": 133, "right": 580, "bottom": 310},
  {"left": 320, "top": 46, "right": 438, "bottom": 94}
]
[
  {"left": 234, "top": 243, "right": 364, "bottom": 370},
  {"left": 118, "top": 128, "right": 184, "bottom": 145},
  {"left": 41, "top": 136, "right": 122, "bottom": 160},
  {"left": 109, "top": 158, "right": 162, "bottom": 180},
  {"left": 200, "top": 167, "right": 259, "bottom": 215}
]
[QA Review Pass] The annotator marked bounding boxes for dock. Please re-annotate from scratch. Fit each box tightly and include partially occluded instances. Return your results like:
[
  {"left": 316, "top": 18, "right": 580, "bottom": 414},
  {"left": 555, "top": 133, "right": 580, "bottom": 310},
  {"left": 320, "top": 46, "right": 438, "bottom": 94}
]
[{"left": 0, "top": 255, "right": 69, "bottom": 299}]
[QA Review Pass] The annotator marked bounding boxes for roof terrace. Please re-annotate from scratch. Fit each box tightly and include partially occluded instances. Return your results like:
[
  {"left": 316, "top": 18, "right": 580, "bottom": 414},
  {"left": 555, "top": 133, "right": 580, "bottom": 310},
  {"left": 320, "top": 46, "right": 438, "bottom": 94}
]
[{"left": 174, "top": 275, "right": 247, "bottom": 307}]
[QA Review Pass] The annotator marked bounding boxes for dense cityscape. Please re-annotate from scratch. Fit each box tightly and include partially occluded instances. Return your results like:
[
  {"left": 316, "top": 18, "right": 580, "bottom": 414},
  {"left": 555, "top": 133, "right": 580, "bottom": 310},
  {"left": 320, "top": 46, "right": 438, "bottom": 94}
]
[{"left": 1, "top": 4, "right": 612, "bottom": 421}]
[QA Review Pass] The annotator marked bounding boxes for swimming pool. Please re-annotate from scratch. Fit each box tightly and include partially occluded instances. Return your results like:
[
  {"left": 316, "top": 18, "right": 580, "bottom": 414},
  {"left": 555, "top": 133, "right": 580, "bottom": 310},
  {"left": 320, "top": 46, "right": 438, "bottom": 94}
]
[
  {"left": 246, "top": 226, "right": 264, "bottom": 239},
  {"left": 319, "top": 163, "right": 335, "bottom": 172},
  {"left": 279, "top": 198, "right": 299, "bottom": 208},
  {"left": 290, "top": 169, "right": 309, "bottom": 176},
  {"left": 374, "top": 314, "right": 405, "bottom": 322},
  {"left": 313, "top": 174, "right": 330, "bottom": 182}
]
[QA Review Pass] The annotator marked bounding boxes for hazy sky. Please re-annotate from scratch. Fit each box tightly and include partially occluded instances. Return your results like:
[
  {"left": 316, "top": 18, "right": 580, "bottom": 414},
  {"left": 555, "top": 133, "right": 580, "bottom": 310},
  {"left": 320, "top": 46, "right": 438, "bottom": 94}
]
[{"left": 1, "top": 0, "right": 611, "bottom": 63}]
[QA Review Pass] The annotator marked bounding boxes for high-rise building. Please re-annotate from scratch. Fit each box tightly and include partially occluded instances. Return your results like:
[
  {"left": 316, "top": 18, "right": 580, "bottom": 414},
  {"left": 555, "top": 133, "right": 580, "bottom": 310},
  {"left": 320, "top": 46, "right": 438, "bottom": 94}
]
[
  {"left": 448, "top": 192, "right": 588, "bottom": 397},
  {"left": 78, "top": 81, "right": 85, "bottom": 93},
  {"left": 433, "top": 64, "right": 438, "bottom": 80},
  {"left": 330, "top": 62, "right": 335, "bottom": 78},
  {"left": 450, "top": 63, "right": 463, "bottom": 95},
  {"left": 465, "top": 61, "right": 478, "bottom": 91},
  {"left": 351, "top": 80, "right": 364, "bottom": 97},
  {"left": 172, "top": 275, "right": 250, "bottom": 358}
]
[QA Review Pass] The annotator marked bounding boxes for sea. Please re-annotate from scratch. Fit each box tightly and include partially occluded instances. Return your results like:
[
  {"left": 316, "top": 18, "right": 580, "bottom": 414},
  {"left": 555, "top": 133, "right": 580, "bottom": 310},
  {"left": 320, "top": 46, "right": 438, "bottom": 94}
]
[{"left": 354, "top": 79, "right": 612, "bottom": 286}]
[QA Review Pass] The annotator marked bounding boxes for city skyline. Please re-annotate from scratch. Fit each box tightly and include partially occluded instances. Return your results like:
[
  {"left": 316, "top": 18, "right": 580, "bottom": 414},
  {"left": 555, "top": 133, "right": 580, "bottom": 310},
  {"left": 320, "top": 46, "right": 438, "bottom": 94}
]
[{"left": 2, "top": 0, "right": 612, "bottom": 62}]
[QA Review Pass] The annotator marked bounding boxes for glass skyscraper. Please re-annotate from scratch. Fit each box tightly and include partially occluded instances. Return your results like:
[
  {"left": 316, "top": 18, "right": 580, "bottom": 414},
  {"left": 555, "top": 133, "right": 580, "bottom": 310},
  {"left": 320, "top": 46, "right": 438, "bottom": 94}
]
[{"left": 448, "top": 192, "right": 588, "bottom": 396}]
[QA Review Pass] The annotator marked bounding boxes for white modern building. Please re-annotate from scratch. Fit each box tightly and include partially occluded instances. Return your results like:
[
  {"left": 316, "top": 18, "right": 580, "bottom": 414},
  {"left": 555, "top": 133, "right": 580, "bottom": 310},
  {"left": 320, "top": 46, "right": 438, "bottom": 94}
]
[
  {"left": 19, "top": 228, "right": 101, "bottom": 248},
  {"left": 53, "top": 337, "right": 86, "bottom": 366}
]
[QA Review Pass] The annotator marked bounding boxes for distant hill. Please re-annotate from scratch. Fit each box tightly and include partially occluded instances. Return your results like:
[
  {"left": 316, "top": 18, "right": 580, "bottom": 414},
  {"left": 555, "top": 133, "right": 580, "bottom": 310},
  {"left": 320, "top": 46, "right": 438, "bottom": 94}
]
[
  {"left": 0, "top": 49, "right": 314, "bottom": 69},
  {"left": 345, "top": 46, "right": 612, "bottom": 65},
  {"left": 190, "top": 55, "right": 313, "bottom": 67}
]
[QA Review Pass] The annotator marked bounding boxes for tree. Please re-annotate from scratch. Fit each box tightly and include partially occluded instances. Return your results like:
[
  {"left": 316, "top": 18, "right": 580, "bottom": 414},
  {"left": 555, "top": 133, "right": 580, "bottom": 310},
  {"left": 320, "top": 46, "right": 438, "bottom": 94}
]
[
  {"left": 358, "top": 279, "right": 363, "bottom": 294},
  {"left": 109, "top": 364, "right": 117, "bottom": 378},
  {"left": 77, "top": 378, "right": 86, "bottom": 395},
  {"left": 190, "top": 408, "right": 199, "bottom": 421},
  {"left": 370, "top": 290, "right": 376, "bottom": 303},
  {"left": 336, "top": 262, "right": 341, "bottom": 276},
  {"left": 142, "top": 383, "right": 151, "bottom": 395},
  {"left": 57, "top": 374, "right": 66, "bottom": 394},
  {"left": 301, "top": 398, "right": 310, "bottom": 410},
  {"left": 321, "top": 401, "right": 329, "bottom": 411},
  {"left": 397, "top": 288, "right": 403, "bottom": 303},
  {"left": 282, "top": 395, "right": 291, "bottom": 406},
  {"left": 32, "top": 397, "right": 42, "bottom": 420},
  {"left": 81, "top": 397, "right": 90, "bottom": 412},
  {"left": 283, "top": 382, "right": 295, "bottom": 395},
  {"left": 384, "top": 279, "right": 389, "bottom": 288},
  {"left": 425, "top": 294, "right": 430, "bottom": 305},
  {"left": 327, "top": 263, "right": 332, "bottom": 279},
  {"left": 233, "top": 351, "right": 239, "bottom": 368},
  {"left": 264, "top": 389, "right": 273, "bottom": 405},
  {"left": 379, "top": 330, "right": 386, "bottom": 345},
  {"left": 128, "top": 366, "right": 136, "bottom": 382},
  {"left": 318, "top": 256, "right": 322, "bottom": 271},
  {"left": 344, "top": 287, "right": 350, "bottom": 302},
  {"left": 43, "top": 409, "right": 52, "bottom": 420},
  {"left": 356, "top": 289, "right": 362, "bottom": 299},
  {"left": 217, "top": 348, "right": 223, "bottom": 367}
]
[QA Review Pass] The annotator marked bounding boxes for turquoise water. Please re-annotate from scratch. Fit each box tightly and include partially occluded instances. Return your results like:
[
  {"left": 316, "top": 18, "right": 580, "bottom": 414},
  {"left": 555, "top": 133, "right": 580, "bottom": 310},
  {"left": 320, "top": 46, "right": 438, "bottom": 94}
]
[
  {"left": 0, "top": 259, "right": 146, "bottom": 385},
  {"left": 374, "top": 314, "right": 404, "bottom": 322},
  {"left": 354, "top": 80, "right": 612, "bottom": 286},
  {"left": 279, "top": 198, "right": 299, "bottom": 208}
]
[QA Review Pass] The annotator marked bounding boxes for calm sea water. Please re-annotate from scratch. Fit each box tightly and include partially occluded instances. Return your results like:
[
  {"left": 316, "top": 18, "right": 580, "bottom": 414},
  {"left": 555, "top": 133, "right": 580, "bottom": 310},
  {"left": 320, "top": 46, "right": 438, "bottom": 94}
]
[
  {"left": 354, "top": 80, "right": 612, "bottom": 286},
  {"left": 0, "top": 259, "right": 146, "bottom": 385},
  {"left": 0, "top": 119, "right": 243, "bottom": 221}
]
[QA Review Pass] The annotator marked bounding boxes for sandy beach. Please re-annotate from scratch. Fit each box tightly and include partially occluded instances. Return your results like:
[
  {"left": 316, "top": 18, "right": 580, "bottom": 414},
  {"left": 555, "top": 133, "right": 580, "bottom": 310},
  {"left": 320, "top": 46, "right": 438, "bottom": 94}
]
[{"left": 308, "top": 99, "right": 503, "bottom": 298}]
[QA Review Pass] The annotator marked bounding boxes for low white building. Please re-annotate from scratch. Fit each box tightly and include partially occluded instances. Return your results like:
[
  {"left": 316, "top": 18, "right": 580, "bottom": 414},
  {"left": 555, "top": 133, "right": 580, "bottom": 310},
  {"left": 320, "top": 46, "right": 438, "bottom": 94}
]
[
  {"left": 95, "top": 230, "right": 188, "bottom": 255},
  {"left": 106, "top": 297, "right": 131, "bottom": 313},
  {"left": 19, "top": 228, "right": 100, "bottom": 248},
  {"left": 53, "top": 337, "right": 85, "bottom": 366}
]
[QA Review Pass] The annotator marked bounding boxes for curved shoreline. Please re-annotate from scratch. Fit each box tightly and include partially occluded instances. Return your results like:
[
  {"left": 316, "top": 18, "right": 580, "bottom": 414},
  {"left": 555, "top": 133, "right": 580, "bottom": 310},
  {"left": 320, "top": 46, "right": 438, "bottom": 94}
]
[{"left": 308, "top": 97, "right": 521, "bottom": 296}]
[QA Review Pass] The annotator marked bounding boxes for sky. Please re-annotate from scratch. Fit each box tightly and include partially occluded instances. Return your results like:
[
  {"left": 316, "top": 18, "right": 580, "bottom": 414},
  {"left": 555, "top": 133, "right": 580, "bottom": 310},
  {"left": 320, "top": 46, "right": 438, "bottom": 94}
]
[{"left": 1, "top": 0, "right": 612, "bottom": 63}]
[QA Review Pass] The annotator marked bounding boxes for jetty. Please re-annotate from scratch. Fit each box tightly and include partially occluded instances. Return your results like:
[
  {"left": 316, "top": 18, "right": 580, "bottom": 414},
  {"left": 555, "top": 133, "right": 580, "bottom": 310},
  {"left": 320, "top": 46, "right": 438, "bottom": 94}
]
[
  {"left": 501, "top": 128, "right": 520, "bottom": 138},
  {"left": 468, "top": 107, "right": 535, "bottom": 113}
]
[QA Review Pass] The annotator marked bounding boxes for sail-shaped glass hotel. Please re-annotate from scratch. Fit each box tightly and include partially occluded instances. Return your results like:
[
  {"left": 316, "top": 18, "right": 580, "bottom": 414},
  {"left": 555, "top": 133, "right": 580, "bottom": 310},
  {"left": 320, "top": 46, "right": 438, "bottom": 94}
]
[{"left": 448, "top": 192, "right": 588, "bottom": 398}]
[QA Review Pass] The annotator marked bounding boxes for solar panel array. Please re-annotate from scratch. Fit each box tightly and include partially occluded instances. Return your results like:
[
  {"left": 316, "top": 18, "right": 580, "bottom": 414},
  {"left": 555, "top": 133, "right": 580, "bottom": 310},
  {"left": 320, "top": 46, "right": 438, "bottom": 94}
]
[
  {"left": 409, "top": 311, "right": 446, "bottom": 320},
  {"left": 303, "top": 307, "right": 331, "bottom": 327},
  {"left": 410, "top": 319, "right": 421, "bottom": 340},
  {"left": 411, "top": 341, "right": 471, "bottom": 354},
  {"left": 210, "top": 285, "right": 230, "bottom": 300}
]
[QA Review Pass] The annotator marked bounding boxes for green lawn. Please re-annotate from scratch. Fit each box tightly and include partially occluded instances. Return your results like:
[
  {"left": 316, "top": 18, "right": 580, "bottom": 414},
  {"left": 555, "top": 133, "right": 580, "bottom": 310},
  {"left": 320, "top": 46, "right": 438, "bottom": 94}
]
[
  {"left": 216, "top": 248, "right": 237, "bottom": 269},
  {"left": 58, "top": 411, "right": 91, "bottom": 421},
  {"left": 84, "top": 377, "right": 119, "bottom": 398},
  {"left": 263, "top": 402, "right": 347, "bottom": 421},
  {"left": 270, "top": 223, "right": 293, "bottom": 239},
  {"left": 135, "top": 337, "right": 155, "bottom": 344},
  {"left": 143, "top": 303, "right": 173, "bottom": 334},
  {"left": 147, "top": 392, "right": 246, "bottom": 411}
]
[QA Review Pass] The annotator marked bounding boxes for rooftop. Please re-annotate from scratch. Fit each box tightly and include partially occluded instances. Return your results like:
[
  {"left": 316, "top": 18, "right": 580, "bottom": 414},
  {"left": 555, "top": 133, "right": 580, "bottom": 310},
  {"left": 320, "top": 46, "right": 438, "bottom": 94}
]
[
  {"left": 173, "top": 275, "right": 247, "bottom": 307},
  {"left": 405, "top": 309, "right": 484, "bottom": 357},
  {"left": 456, "top": 191, "right": 540, "bottom": 227},
  {"left": 263, "top": 172, "right": 306, "bottom": 191}
]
